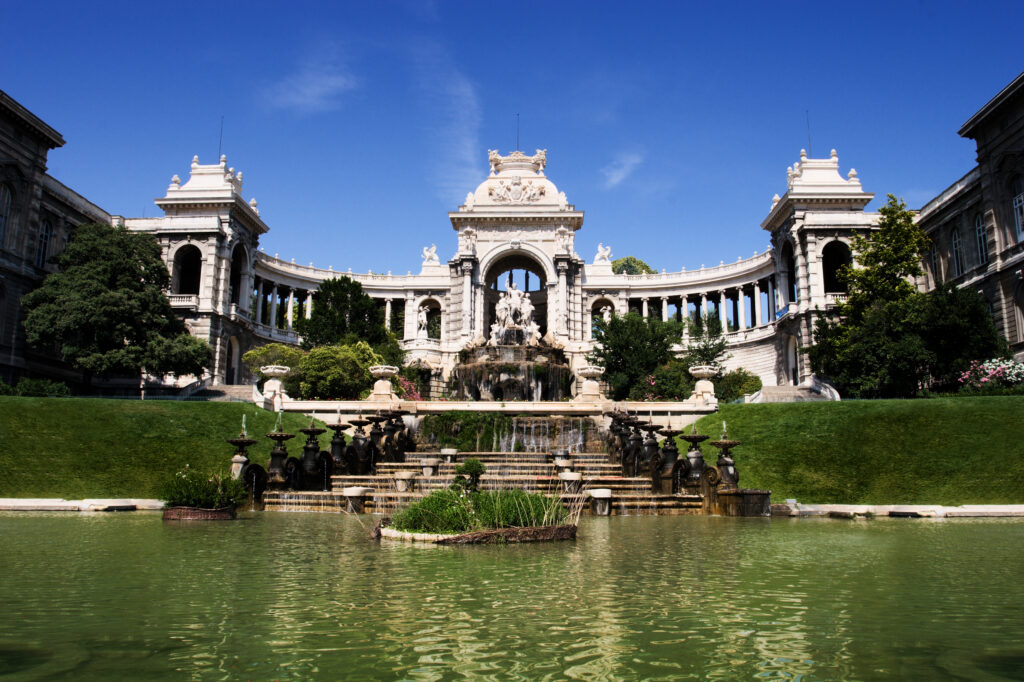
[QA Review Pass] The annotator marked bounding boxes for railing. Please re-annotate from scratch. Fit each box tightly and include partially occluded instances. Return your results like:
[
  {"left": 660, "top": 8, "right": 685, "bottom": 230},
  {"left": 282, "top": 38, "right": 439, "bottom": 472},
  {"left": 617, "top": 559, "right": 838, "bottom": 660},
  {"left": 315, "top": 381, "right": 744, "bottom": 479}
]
[
  {"left": 168, "top": 294, "right": 199, "bottom": 310},
  {"left": 825, "top": 293, "right": 849, "bottom": 306}
]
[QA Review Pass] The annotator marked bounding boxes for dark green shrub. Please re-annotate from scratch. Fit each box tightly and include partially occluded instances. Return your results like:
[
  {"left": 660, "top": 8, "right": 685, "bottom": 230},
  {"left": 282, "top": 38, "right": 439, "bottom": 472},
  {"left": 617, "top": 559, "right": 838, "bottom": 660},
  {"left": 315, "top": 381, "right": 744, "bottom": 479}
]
[
  {"left": 16, "top": 378, "right": 70, "bottom": 397},
  {"left": 159, "top": 466, "right": 247, "bottom": 509},
  {"left": 716, "top": 368, "right": 763, "bottom": 403},
  {"left": 453, "top": 458, "right": 486, "bottom": 492},
  {"left": 0, "top": 380, "right": 14, "bottom": 395}
]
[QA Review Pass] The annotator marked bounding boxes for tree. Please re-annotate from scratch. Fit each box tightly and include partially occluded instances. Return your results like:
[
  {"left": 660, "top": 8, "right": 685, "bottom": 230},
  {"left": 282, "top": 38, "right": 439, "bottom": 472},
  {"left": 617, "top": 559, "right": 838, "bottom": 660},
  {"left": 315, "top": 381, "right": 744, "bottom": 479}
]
[
  {"left": 21, "top": 222, "right": 210, "bottom": 382},
  {"left": 241, "top": 343, "right": 308, "bottom": 380},
  {"left": 291, "top": 342, "right": 384, "bottom": 399},
  {"left": 611, "top": 256, "right": 656, "bottom": 275},
  {"left": 588, "top": 312, "right": 683, "bottom": 400},
  {"left": 843, "top": 194, "right": 929, "bottom": 317},
  {"left": 808, "top": 196, "right": 1003, "bottom": 397},
  {"left": 684, "top": 314, "right": 727, "bottom": 366},
  {"left": 293, "top": 277, "right": 389, "bottom": 348}
]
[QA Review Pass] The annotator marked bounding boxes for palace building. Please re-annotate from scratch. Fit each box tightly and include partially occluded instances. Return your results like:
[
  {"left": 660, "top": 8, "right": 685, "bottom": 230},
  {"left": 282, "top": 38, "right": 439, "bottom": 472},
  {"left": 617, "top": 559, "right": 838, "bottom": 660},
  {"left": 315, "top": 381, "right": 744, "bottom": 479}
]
[{"left": 2, "top": 72, "right": 1022, "bottom": 393}]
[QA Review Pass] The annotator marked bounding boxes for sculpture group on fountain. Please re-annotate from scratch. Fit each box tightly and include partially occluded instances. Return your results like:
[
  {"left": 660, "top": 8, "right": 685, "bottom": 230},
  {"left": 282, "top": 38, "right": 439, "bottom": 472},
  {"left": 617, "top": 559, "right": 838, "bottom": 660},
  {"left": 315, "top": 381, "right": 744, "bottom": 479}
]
[{"left": 488, "top": 279, "right": 540, "bottom": 346}]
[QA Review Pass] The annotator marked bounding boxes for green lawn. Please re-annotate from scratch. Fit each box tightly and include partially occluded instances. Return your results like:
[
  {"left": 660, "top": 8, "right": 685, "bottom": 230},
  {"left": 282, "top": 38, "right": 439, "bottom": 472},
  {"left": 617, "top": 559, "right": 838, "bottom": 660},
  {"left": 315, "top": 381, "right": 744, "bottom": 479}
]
[
  {"left": 1, "top": 396, "right": 1022, "bottom": 504},
  {"left": 692, "top": 397, "right": 1024, "bottom": 505},
  {"left": 0, "top": 398, "right": 323, "bottom": 499}
]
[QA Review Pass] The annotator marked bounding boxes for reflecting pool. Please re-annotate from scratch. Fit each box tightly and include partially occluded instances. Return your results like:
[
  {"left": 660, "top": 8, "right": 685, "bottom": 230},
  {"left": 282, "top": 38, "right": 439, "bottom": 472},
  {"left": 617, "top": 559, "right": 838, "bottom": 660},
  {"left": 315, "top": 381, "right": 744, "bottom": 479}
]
[{"left": 2, "top": 513, "right": 1023, "bottom": 680}]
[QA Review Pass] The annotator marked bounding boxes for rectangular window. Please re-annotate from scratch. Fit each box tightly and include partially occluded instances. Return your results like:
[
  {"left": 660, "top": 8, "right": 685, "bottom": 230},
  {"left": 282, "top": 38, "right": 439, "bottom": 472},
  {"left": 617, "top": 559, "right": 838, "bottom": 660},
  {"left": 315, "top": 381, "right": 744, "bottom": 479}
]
[
  {"left": 975, "top": 215, "right": 989, "bottom": 265},
  {"left": 951, "top": 229, "right": 965, "bottom": 278},
  {"left": 1014, "top": 191, "right": 1024, "bottom": 240}
]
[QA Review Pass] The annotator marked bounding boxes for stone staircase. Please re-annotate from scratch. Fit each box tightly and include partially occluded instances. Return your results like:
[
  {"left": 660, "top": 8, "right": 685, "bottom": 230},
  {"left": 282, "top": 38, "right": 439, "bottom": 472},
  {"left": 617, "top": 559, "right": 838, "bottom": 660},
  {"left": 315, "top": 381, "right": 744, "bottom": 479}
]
[
  {"left": 262, "top": 451, "right": 702, "bottom": 516},
  {"left": 753, "top": 385, "right": 833, "bottom": 403},
  {"left": 192, "top": 384, "right": 254, "bottom": 402}
]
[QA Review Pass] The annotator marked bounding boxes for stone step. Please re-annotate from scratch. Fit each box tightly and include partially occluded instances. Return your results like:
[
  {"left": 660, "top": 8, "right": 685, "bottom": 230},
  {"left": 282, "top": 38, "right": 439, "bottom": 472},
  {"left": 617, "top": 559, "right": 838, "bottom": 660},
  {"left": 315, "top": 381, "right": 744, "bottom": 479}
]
[{"left": 262, "top": 490, "right": 702, "bottom": 516}]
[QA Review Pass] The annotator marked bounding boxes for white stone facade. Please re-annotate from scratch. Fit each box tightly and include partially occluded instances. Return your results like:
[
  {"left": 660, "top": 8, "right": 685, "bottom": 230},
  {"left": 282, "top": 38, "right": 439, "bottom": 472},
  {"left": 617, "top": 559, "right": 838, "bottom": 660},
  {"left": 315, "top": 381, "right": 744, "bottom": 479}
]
[{"left": 126, "top": 148, "right": 880, "bottom": 391}]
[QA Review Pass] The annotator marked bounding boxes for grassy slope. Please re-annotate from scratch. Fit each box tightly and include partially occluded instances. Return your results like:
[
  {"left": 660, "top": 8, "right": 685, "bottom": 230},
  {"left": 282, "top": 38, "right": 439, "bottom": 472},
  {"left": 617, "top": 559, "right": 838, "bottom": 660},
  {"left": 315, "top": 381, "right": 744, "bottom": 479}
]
[
  {"left": 0, "top": 398, "right": 323, "bottom": 499},
  {"left": 692, "top": 397, "right": 1024, "bottom": 505}
]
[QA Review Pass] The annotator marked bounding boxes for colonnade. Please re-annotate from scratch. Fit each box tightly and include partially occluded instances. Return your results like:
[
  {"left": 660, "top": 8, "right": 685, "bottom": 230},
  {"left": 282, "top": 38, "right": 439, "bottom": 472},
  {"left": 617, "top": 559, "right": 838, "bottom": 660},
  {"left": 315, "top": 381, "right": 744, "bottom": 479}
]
[
  {"left": 250, "top": 275, "right": 313, "bottom": 332},
  {"left": 617, "top": 275, "right": 784, "bottom": 332}
]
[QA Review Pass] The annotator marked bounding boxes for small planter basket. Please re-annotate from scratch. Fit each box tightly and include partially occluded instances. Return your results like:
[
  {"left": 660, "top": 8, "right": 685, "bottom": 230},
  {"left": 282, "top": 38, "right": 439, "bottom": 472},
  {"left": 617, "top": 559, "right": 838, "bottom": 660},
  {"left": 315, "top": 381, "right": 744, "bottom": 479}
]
[{"left": 162, "top": 506, "right": 237, "bottom": 521}]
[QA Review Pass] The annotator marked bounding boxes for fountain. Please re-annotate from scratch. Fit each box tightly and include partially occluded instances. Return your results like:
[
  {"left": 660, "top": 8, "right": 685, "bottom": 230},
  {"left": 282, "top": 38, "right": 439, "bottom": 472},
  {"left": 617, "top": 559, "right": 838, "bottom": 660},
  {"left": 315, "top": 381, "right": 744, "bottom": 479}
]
[
  {"left": 296, "top": 419, "right": 332, "bottom": 492},
  {"left": 451, "top": 281, "right": 572, "bottom": 401},
  {"left": 347, "top": 418, "right": 378, "bottom": 475},
  {"left": 265, "top": 413, "right": 297, "bottom": 488},
  {"left": 326, "top": 419, "right": 351, "bottom": 473},
  {"left": 656, "top": 428, "right": 687, "bottom": 494},
  {"left": 678, "top": 423, "right": 709, "bottom": 492},
  {"left": 228, "top": 416, "right": 267, "bottom": 506},
  {"left": 700, "top": 422, "right": 771, "bottom": 517}
]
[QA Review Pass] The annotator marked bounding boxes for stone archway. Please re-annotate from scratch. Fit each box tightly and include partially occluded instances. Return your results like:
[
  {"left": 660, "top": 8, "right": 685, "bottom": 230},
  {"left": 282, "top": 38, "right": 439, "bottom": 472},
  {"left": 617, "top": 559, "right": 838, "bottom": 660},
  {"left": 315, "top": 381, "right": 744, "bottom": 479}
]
[
  {"left": 483, "top": 253, "right": 548, "bottom": 339},
  {"left": 589, "top": 298, "right": 615, "bottom": 339},
  {"left": 226, "top": 336, "right": 241, "bottom": 385},
  {"left": 785, "top": 335, "right": 799, "bottom": 386}
]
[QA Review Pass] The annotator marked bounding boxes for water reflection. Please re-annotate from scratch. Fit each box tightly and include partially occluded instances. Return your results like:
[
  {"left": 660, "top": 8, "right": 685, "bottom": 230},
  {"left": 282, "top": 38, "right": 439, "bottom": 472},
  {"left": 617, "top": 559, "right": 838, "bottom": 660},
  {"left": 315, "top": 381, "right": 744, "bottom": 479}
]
[{"left": 0, "top": 513, "right": 1022, "bottom": 680}]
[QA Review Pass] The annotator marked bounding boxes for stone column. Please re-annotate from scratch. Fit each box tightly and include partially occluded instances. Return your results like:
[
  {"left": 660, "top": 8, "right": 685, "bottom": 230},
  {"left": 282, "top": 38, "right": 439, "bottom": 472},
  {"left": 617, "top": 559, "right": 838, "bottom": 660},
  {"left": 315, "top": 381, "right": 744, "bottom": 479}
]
[
  {"left": 256, "top": 278, "right": 265, "bottom": 325},
  {"left": 719, "top": 290, "right": 727, "bottom": 330},
  {"left": 738, "top": 287, "right": 747, "bottom": 330},
  {"left": 768, "top": 276, "right": 777, "bottom": 319},
  {"left": 404, "top": 295, "right": 416, "bottom": 340},
  {"left": 557, "top": 263, "right": 568, "bottom": 334},
  {"left": 753, "top": 281, "right": 762, "bottom": 327},
  {"left": 305, "top": 291, "right": 313, "bottom": 319},
  {"left": 286, "top": 288, "right": 295, "bottom": 330},
  {"left": 268, "top": 283, "right": 278, "bottom": 329},
  {"left": 462, "top": 261, "right": 473, "bottom": 338},
  {"left": 641, "top": 297, "right": 649, "bottom": 318},
  {"left": 700, "top": 292, "right": 708, "bottom": 319},
  {"left": 661, "top": 296, "right": 669, "bottom": 322},
  {"left": 384, "top": 298, "right": 392, "bottom": 331}
]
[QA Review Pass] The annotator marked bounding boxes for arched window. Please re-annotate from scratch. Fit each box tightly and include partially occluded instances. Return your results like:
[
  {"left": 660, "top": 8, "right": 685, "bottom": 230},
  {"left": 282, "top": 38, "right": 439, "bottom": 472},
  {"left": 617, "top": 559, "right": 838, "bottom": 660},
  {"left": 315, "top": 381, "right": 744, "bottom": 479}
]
[
  {"left": 975, "top": 214, "right": 989, "bottom": 265},
  {"left": 172, "top": 245, "right": 203, "bottom": 295},
  {"left": 35, "top": 220, "right": 52, "bottom": 268},
  {"left": 821, "top": 241, "right": 852, "bottom": 293},
  {"left": 951, "top": 228, "right": 965, "bottom": 278},
  {"left": 0, "top": 184, "right": 12, "bottom": 247},
  {"left": 1013, "top": 177, "right": 1024, "bottom": 241}
]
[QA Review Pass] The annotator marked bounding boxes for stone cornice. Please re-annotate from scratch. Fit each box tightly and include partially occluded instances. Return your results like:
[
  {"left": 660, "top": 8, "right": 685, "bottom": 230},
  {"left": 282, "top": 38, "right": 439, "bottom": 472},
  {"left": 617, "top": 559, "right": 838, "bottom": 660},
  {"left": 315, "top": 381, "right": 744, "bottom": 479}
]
[{"left": 0, "top": 89, "right": 64, "bottom": 149}]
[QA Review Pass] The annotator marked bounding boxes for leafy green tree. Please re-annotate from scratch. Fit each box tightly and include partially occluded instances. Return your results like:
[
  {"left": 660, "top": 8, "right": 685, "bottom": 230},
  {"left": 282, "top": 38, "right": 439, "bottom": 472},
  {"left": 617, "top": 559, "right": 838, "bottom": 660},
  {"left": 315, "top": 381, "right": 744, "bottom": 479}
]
[
  {"left": 588, "top": 312, "right": 683, "bottom": 400},
  {"left": 809, "top": 196, "right": 1003, "bottom": 397},
  {"left": 843, "top": 195, "right": 930, "bottom": 317},
  {"left": 684, "top": 314, "right": 728, "bottom": 366},
  {"left": 241, "top": 343, "right": 308, "bottom": 381},
  {"left": 21, "top": 222, "right": 210, "bottom": 383},
  {"left": 611, "top": 256, "right": 656, "bottom": 275},
  {"left": 290, "top": 342, "right": 384, "bottom": 399},
  {"left": 293, "top": 276, "right": 388, "bottom": 348}
]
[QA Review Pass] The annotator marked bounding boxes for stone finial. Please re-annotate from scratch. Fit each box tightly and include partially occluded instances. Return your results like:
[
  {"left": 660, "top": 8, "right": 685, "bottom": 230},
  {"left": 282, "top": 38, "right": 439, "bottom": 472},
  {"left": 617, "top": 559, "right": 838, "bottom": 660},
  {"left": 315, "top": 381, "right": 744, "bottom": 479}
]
[
  {"left": 800, "top": 149, "right": 807, "bottom": 159},
  {"left": 220, "top": 154, "right": 227, "bottom": 164},
  {"left": 848, "top": 168, "right": 858, "bottom": 179},
  {"left": 171, "top": 174, "right": 181, "bottom": 186},
  {"left": 237, "top": 171, "right": 243, "bottom": 182},
  {"left": 771, "top": 193, "right": 780, "bottom": 208},
  {"left": 192, "top": 155, "right": 199, "bottom": 166},
  {"left": 249, "top": 197, "right": 258, "bottom": 209},
  {"left": 830, "top": 148, "right": 838, "bottom": 158}
]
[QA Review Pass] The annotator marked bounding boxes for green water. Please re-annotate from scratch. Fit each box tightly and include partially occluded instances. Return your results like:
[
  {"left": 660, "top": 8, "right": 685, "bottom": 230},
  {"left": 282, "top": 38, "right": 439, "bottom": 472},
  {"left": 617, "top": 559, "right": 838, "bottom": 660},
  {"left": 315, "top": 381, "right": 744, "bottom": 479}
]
[{"left": 2, "top": 513, "right": 1023, "bottom": 681}]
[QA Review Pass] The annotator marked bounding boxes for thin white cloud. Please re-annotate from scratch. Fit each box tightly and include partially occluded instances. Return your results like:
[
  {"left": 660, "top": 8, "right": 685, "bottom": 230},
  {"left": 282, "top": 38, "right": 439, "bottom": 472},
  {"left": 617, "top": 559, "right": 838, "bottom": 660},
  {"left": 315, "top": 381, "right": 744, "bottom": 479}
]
[
  {"left": 264, "top": 47, "right": 356, "bottom": 114},
  {"left": 601, "top": 152, "right": 644, "bottom": 188},
  {"left": 411, "top": 42, "right": 482, "bottom": 202}
]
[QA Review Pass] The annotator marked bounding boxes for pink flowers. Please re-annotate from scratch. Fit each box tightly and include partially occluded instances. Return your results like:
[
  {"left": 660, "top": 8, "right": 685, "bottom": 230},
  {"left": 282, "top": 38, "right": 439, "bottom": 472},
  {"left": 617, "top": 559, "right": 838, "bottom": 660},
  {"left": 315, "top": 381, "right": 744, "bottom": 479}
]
[{"left": 959, "top": 358, "right": 1024, "bottom": 389}]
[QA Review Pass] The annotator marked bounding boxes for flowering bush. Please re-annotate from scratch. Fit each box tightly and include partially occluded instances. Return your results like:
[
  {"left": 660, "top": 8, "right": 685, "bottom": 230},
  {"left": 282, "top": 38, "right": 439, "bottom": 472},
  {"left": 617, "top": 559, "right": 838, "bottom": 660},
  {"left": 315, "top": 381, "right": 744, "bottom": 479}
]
[
  {"left": 396, "top": 374, "right": 422, "bottom": 401},
  {"left": 958, "top": 358, "right": 1024, "bottom": 390}
]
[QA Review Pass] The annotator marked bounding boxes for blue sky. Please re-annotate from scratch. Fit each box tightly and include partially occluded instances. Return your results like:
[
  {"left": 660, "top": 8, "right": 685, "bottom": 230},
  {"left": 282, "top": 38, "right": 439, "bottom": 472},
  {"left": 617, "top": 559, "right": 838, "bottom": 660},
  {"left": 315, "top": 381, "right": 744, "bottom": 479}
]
[{"left": 3, "top": 1, "right": 1021, "bottom": 275}]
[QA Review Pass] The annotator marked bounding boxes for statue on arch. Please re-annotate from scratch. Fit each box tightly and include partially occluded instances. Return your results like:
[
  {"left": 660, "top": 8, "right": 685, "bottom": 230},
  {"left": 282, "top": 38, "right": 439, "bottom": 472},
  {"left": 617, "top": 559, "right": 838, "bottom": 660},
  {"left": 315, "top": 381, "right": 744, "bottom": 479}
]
[{"left": 421, "top": 244, "right": 439, "bottom": 266}]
